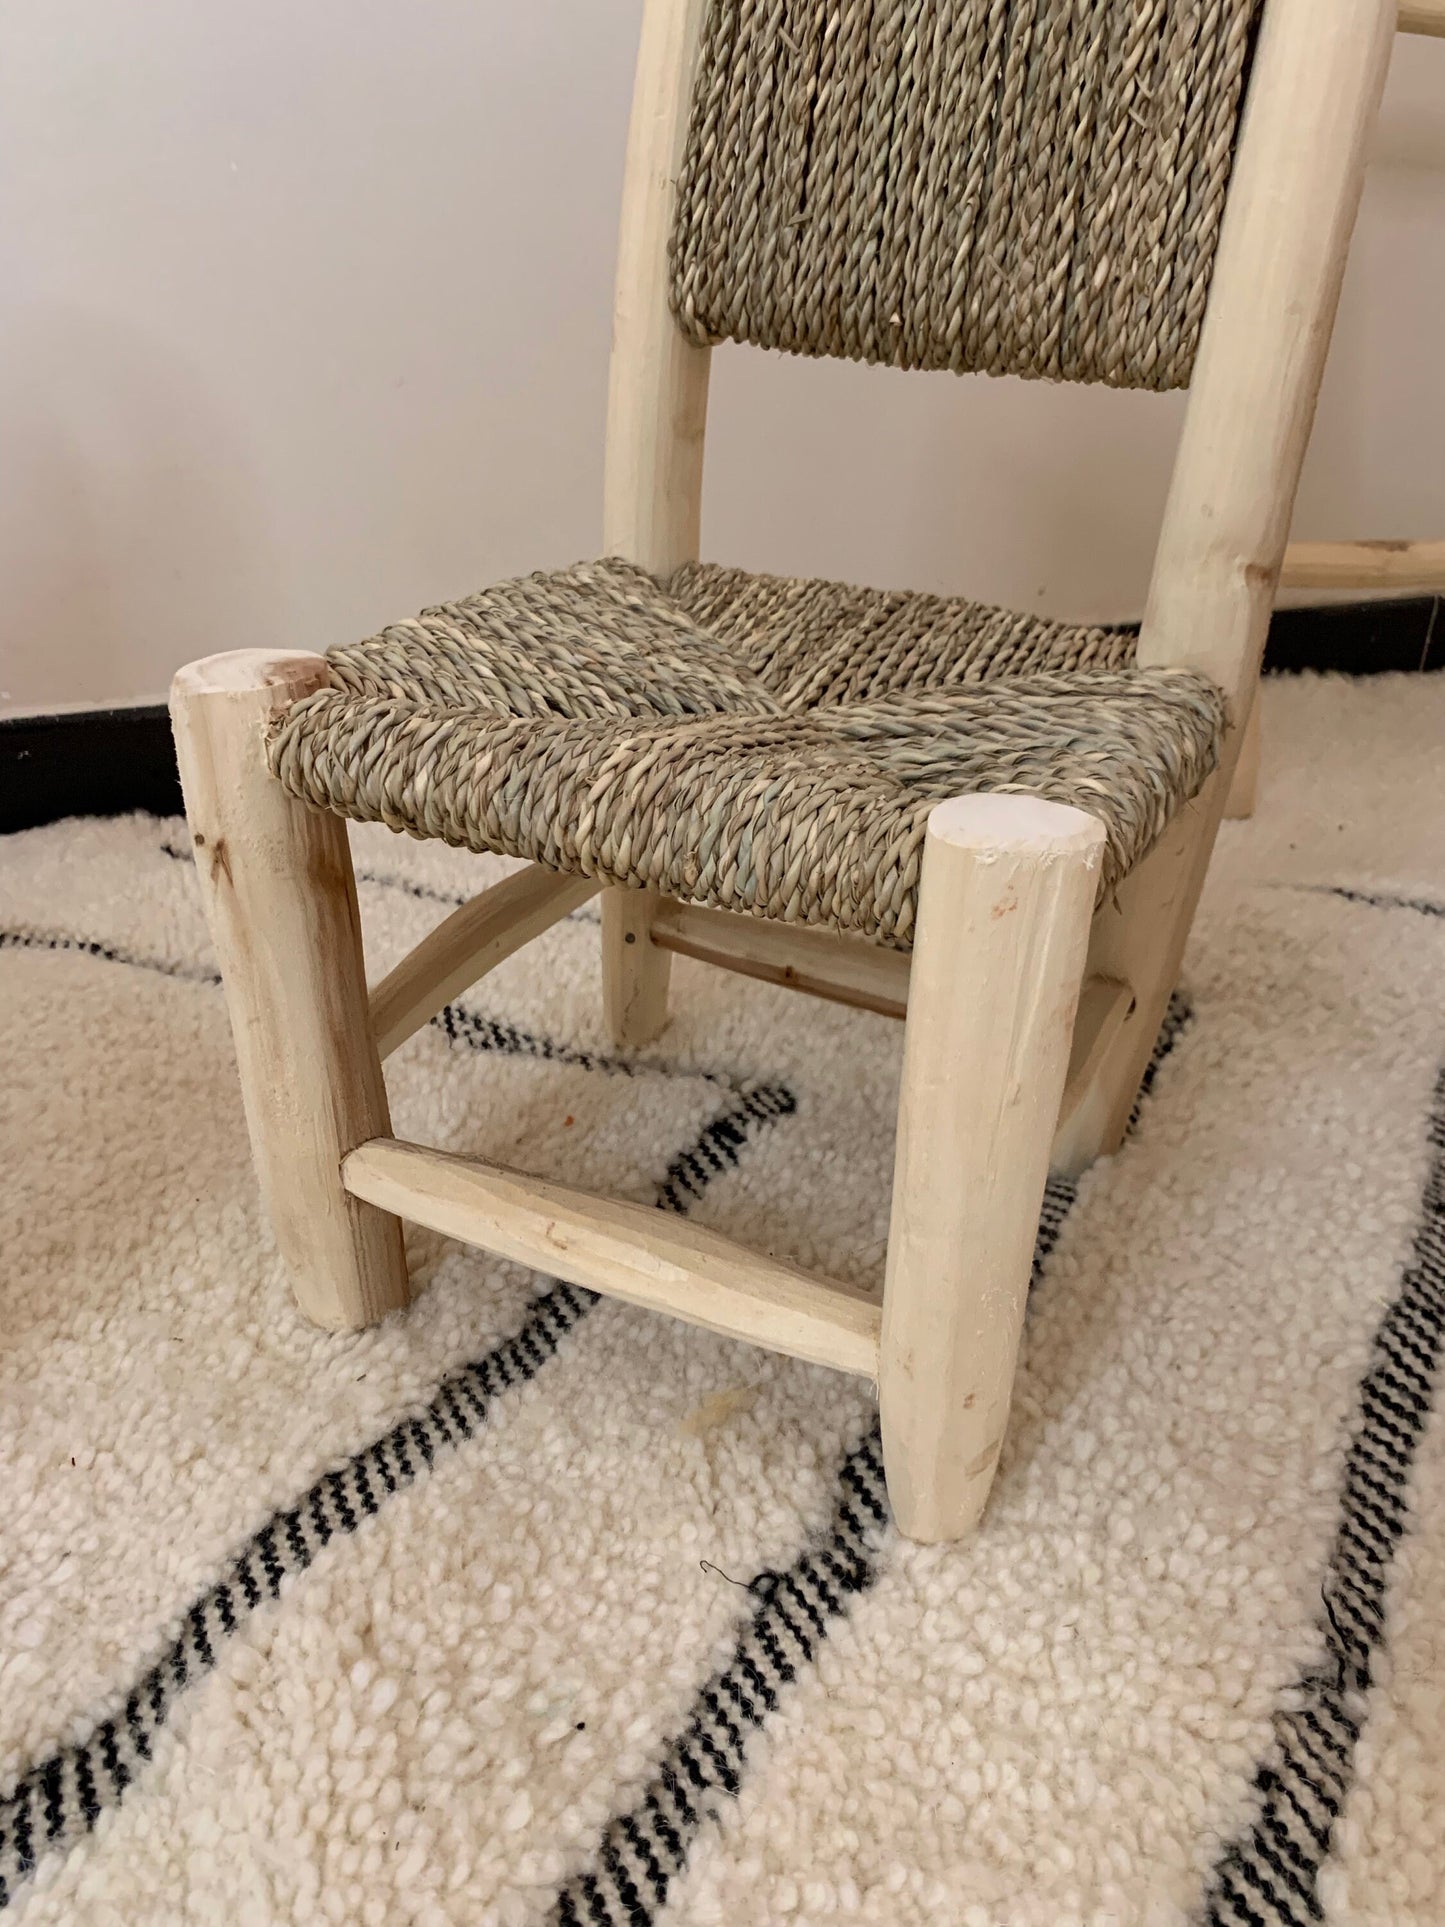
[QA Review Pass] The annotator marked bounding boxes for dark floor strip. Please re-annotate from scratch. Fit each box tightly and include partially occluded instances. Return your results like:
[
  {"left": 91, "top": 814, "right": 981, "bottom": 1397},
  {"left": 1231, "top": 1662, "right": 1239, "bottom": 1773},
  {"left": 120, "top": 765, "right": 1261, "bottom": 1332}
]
[{"left": 1202, "top": 1067, "right": 1445, "bottom": 1924}]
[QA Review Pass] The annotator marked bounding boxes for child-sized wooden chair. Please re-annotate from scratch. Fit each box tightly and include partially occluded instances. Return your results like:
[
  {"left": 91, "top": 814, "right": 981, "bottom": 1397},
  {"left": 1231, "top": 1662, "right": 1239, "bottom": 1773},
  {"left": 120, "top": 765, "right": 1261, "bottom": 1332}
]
[{"left": 171, "top": 0, "right": 1394, "bottom": 1543}]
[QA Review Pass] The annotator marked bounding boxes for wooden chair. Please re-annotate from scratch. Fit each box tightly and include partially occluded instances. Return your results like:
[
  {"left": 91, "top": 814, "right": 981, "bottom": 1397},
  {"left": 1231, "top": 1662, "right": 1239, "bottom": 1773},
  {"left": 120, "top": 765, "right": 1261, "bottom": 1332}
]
[{"left": 170, "top": 0, "right": 1394, "bottom": 1543}]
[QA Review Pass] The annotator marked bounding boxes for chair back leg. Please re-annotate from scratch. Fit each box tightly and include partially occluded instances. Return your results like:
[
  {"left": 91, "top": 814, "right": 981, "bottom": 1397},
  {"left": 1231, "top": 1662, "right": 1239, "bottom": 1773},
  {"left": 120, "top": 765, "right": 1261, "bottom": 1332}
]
[
  {"left": 880, "top": 794, "right": 1105, "bottom": 1542},
  {"left": 1050, "top": 776, "right": 1223, "bottom": 1178},
  {"left": 1224, "top": 699, "right": 1262, "bottom": 819},
  {"left": 170, "top": 651, "right": 410, "bottom": 1331},
  {"left": 601, "top": 886, "right": 673, "bottom": 1047}
]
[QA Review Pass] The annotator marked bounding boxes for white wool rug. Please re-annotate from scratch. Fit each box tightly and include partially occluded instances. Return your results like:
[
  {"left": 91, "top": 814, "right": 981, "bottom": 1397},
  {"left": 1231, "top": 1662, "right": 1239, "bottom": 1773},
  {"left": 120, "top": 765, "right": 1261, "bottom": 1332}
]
[{"left": 1, "top": 671, "right": 1443, "bottom": 1926}]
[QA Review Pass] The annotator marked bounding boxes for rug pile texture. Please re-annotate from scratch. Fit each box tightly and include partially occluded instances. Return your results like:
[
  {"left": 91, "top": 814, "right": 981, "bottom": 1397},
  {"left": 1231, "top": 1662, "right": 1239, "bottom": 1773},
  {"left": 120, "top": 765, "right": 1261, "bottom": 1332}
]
[{"left": 1, "top": 671, "right": 1442, "bottom": 1925}]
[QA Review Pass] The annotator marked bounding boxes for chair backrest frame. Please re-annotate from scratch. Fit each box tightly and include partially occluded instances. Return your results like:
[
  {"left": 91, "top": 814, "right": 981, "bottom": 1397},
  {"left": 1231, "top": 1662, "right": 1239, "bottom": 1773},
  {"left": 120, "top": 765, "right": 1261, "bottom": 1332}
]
[
  {"left": 603, "top": 0, "right": 1397, "bottom": 720},
  {"left": 602, "top": 0, "right": 713, "bottom": 577}
]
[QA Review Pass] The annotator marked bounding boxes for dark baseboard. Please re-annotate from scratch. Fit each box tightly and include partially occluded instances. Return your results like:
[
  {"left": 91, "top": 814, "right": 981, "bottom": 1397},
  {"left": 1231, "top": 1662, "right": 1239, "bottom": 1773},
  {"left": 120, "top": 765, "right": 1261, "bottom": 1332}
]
[
  {"left": 2, "top": 595, "right": 1440, "bottom": 835},
  {"left": 1266, "top": 595, "right": 1440, "bottom": 676},
  {"left": 1, "top": 704, "right": 183, "bottom": 835}
]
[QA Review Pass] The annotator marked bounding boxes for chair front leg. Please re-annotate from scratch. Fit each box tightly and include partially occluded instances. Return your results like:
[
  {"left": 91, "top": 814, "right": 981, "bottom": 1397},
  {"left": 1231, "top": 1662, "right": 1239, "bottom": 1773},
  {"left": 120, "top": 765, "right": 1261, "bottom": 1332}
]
[
  {"left": 601, "top": 886, "right": 673, "bottom": 1046},
  {"left": 880, "top": 794, "right": 1105, "bottom": 1543},
  {"left": 170, "top": 651, "right": 410, "bottom": 1331}
]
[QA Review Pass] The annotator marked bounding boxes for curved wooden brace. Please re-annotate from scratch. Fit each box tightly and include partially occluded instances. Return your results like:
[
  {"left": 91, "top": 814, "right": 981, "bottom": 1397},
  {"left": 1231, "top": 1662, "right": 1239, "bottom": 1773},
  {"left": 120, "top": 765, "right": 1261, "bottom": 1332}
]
[{"left": 370, "top": 865, "right": 599, "bottom": 1059}]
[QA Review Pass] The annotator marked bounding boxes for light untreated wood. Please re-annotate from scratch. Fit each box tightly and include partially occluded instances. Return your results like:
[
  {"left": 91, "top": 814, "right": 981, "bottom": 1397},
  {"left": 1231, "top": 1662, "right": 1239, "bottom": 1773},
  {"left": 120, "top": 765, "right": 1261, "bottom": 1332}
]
[
  {"left": 602, "top": 0, "right": 711, "bottom": 572},
  {"left": 1141, "top": 0, "right": 1395, "bottom": 706},
  {"left": 880, "top": 795, "right": 1106, "bottom": 1543},
  {"left": 1221, "top": 0, "right": 1428, "bottom": 818},
  {"left": 652, "top": 891, "right": 1139, "bottom": 1149},
  {"left": 603, "top": 888, "right": 674, "bottom": 1046},
  {"left": 1049, "top": 792, "right": 1210, "bottom": 1178},
  {"left": 1088, "top": 0, "right": 1397, "bottom": 1177},
  {"left": 1224, "top": 698, "right": 1262, "bottom": 820},
  {"left": 1055, "top": 975, "right": 1134, "bottom": 1143},
  {"left": 652, "top": 891, "right": 1138, "bottom": 1148},
  {"left": 598, "top": 0, "right": 711, "bottom": 1041},
  {"left": 1279, "top": 539, "right": 1445, "bottom": 595},
  {"left": 343, "top": 1137, "right": 881, "bottom": 1378},
  {"left": 650, "top": 898, "right": 911, "bottom": 1019},
  {"left": 170, "top": 652, "right": 409, "bottom": 1331},
  {"left": 371, "top": 865, "right": 598, "bottom": 1059},
  {"left": 1400, "top": 2, "right": 1445, "bottom": 36}
]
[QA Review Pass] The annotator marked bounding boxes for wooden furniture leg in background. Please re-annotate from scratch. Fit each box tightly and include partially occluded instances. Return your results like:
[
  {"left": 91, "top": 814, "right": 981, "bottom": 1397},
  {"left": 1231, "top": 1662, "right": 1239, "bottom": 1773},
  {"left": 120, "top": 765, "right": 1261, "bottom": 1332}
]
[
  {"left": 1234, "top": 533, "right": 1445, "bottom": 819},
  {"left": 1280, "top": 539, "right": 1445, "bottom": 595},
  {"left": 1399, "top": 4, "right": 1445, "bottom": 40},
  {"left": 170, "top": 652, "right": 410, "bottom": 1331},
  {"left": 879, "top": 795, "right": 1106, "bottom": 1542}
]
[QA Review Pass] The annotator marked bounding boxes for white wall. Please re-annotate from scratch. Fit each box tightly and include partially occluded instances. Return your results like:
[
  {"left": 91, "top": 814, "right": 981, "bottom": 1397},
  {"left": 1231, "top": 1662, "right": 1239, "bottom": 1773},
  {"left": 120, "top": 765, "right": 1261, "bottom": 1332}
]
[{"left": 2, "top": 4, "right": 1442, "bottom": 715}]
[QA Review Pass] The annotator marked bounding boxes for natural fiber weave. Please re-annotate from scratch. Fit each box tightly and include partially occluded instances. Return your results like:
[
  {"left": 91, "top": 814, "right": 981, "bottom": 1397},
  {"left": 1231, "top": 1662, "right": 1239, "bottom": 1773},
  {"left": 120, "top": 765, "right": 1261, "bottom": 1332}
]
[
  {"left": 670, "top": 0, "right": 1263, "bottom": 389},
  {"left": 269, "top": 559, "right": 1226, "bottom": 949}
]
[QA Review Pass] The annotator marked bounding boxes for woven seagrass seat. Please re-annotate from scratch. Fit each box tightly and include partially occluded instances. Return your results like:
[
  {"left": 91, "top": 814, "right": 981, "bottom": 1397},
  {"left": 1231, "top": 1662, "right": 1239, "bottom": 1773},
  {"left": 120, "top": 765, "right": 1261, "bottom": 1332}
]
[{"left": 269, "top": 557, "right": 1227, "bottom": 949}]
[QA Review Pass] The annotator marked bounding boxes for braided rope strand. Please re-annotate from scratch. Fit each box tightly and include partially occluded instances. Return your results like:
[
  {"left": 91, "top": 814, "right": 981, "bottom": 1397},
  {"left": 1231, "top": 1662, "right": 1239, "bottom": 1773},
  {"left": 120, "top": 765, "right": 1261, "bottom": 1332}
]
[{"left": 669, "top": 0, "right": 1263, "bottom": 389}]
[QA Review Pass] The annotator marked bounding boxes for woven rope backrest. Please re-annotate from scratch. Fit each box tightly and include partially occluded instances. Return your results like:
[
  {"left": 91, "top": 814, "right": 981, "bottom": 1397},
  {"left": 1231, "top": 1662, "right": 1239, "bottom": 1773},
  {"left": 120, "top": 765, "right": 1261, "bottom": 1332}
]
[{"left": 669, "top": 0, "right": 1264, "bottom": 391}]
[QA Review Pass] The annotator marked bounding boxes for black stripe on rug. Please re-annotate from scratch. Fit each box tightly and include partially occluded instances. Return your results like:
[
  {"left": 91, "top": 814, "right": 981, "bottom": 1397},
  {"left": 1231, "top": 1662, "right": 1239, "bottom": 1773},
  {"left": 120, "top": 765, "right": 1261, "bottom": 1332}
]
[
  {"left": 0, "top": 926, "right": 221, "bottom": 985},
  {"left": 551, "top": 1427, "right": 891, "bottom": 1927},
  {"left": 547, "top": 1181, "right": 1081, "bottom": 1927},
  {"left": 0, "top": 1277, "right": 600, "bottom": 1912},
  {"left": 1316, "top": 886, "right": 1444, "bottom": 921},
  {"left": 0, "top": 1052, "right": 796, "bottom": 1910},
  {"left": 0, "top": 920, "right": 743, "bottom": 1095},
  {"left": 1276, "top": 884, "right": 1445, "bottom": 922},
  {"left": 1202, "top": 1065, "right": 1445, "bottom": 1926},
  {"left": 433, "top": 997, "right": 736, "bottom": 1091},
  {"left": 1035, "top": 990, "right": 1192, "bottom": 1287},
  {"left": 548, "top": 995, "right": 1195, "bottom": 1925}
]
